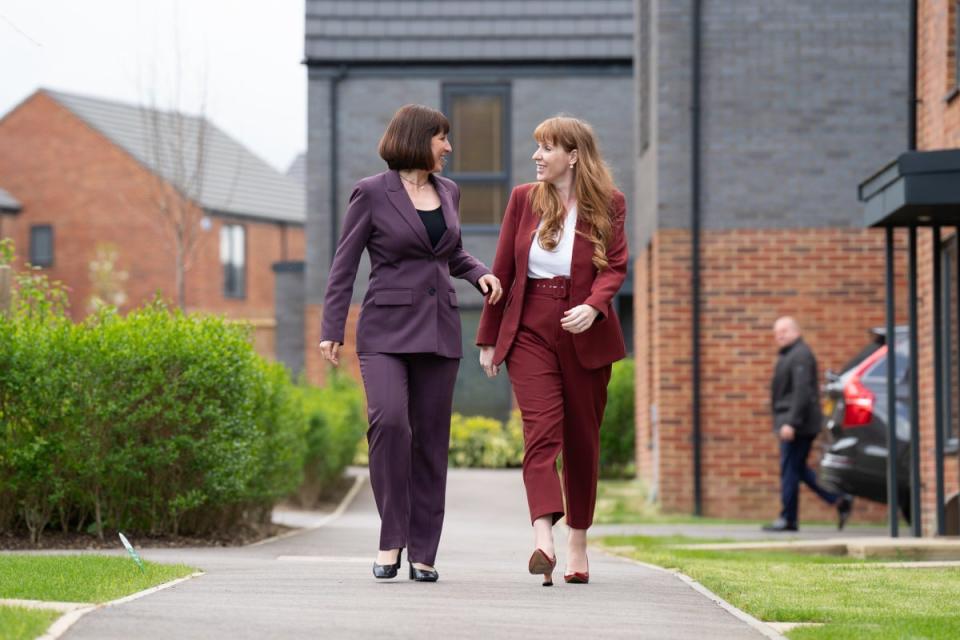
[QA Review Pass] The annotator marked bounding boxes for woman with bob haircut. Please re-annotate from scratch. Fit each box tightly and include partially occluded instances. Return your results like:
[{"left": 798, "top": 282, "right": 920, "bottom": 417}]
[
  {"left": 476, "top": 115, "right": 627, "bottom": 587},
  {"left": 320, "top": 104, "right": 502, "bottom": 582}
]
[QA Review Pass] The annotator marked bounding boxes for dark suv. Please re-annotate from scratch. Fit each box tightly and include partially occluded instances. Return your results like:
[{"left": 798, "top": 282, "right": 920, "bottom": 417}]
[{"left": 819, "top": 328, "right": 912, "bottom": 521}]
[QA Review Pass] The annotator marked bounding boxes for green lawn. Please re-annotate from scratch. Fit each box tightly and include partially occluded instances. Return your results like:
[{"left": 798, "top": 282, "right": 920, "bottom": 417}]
[
  {"left": 602, "top": 535, "right": 960, "bottom": 639},
  {"left": 0, "top": 606, "right": 60, "bottom": 640},
  {"left": 0, "top": 555, "right": 196, "bottom": 603},
  {"left": 595, "top": 479, "right": 769, "bottom": 525}
]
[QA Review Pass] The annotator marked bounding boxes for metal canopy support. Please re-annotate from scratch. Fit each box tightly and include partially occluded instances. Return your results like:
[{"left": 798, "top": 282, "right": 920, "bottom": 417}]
[
  {"left": 885, "top": 227, "right": 899, "bottom": 537},
  {"left": 933, "top": 226, "right": 947, "bottom": 535},
  {"left": 908, "top": 226, "right": 922, "bottom": 537}
]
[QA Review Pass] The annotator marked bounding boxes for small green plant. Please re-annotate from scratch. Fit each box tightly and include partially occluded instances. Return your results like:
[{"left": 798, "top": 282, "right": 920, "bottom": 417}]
[{"left": 448, "top": 411, "right": 524, "bottom": 468}]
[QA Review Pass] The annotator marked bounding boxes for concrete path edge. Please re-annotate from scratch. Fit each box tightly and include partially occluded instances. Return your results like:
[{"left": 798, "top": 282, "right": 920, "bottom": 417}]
[
  {"left": 602, "top": 550, "right": 787, "bottom": 640},
  {"left": 32, "top": 571, "right": 204, "bottom": 640}
]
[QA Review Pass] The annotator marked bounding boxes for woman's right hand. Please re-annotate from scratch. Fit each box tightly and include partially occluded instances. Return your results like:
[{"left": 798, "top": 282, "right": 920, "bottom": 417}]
[
  {"left": 319, "top": 340, "right": 340, "bottom": 366},
  {"left": 479, "top": 346, "right": 499, "bottom": 378}
]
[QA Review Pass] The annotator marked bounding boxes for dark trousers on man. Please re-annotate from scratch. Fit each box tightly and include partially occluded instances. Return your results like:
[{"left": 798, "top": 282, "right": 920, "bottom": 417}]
[
  {"left": 506, "top": 278, "right": 611, "bottom": 530},
  {"left": 779, "top": 435, "right": 840, "bottom": 524},
  {"left": 358, "top": 352, "right": 460, "bottom": 566}
]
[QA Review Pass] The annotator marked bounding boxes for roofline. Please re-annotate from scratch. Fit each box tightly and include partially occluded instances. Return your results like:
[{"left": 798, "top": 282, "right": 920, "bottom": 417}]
[
  {"left": 304, "top": 57, "right": 633, "bottom": 68},
  {"left": 205, "top": 208, "right": 304, "bottom": 227}
]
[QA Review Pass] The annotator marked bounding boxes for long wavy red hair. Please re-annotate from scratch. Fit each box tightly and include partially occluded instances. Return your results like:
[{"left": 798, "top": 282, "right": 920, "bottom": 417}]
[{"left": 531, "top": 116, "right": 617, "bottom": 270}]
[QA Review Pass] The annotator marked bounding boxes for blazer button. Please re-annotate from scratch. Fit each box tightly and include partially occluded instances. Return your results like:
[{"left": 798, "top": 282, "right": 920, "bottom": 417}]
[{"left": 428, "top": 287, "right": 437, "bottom": 296}]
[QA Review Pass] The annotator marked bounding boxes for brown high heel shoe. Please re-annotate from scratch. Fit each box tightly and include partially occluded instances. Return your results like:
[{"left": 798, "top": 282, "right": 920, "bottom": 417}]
[{"left": 528, "top": 548, "right": 557, "bottom": 587}]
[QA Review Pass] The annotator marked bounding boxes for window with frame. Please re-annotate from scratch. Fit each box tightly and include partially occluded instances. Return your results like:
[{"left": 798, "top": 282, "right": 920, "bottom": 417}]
[
  {"left": 442, "top": 84, "right": 510, "bottom": 226},
  {"left": 29, "top": 225, "right": 53, "bottom": 267},
  {"left": 220, "top": 223, "right": 246, "bottom": 299}
]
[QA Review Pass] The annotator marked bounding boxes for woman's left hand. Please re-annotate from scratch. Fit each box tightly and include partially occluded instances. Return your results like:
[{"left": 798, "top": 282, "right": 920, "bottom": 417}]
[
  {"left": 478, "top": 274, "right": 503, "bottom": 304},
  {"left": 561, "top": 304, "right": 600, "bottom": 334}
]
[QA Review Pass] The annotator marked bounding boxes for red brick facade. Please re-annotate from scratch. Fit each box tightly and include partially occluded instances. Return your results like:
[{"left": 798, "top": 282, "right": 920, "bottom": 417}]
[
  {"left": 0, "top": 91, "right": 303, "bottom": 357},
  {"left": 635, "top": 229, "right": 906, "bottom": 523},
  {"left": 915, "top": 0, "right": 960, "bottom": 534}
]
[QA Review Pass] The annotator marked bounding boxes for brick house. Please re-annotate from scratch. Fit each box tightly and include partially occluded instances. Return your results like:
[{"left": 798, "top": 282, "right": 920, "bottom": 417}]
[
  {"left": 0, "top": 89, "right": 305, "bottom": 359},
  {"left": 858, "top": 0, "right": 960, "bottom": 536},
  {"left": 296, "top": 0, "right": 636, "bottom": 419},
  {"left": 633, "top": 1, "right": 911, "bottom": 523}
]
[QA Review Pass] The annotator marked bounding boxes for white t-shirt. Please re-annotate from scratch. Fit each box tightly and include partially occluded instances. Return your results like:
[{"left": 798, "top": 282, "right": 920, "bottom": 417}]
[{"left": 527, "top": 205, "right": 577, "bottom": 278}]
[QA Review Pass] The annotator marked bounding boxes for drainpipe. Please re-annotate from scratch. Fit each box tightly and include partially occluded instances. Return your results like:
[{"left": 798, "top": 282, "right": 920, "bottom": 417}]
[
  {"left": 691, "top": 0, "right": 704, "bottom": 517},
  {"left": 329, "top": 65, "right": 348, "bottom": 265},
  {"left": 908, "top": 0, "right": 917, "bottom": 152}
]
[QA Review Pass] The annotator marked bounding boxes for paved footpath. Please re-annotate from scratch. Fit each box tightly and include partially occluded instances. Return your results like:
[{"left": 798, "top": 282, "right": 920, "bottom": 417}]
[{"left": 64, "top": 469, "right": 776, "bottom": 639}]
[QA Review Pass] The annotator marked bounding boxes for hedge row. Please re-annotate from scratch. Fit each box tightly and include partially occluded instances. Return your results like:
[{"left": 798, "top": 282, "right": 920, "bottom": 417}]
[{"left": 0, "top": 253, "right": 364, "bottom": 543}]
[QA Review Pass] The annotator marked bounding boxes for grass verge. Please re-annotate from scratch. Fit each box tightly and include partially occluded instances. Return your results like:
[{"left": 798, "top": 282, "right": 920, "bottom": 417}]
[
  {"left": 601, "top": 535, "right": 960, "bottom": 639},
  {"left": 0, "top": 555, "right": 196, "bottom": 603},
  {"left": 0, "top": 606, "right": 61, "bottom": 640}
]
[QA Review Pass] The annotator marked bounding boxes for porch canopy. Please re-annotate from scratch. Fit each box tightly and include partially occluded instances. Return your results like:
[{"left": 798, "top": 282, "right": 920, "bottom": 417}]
[{"left": 859, "top": 148, "right": 960, "bottom": 537}]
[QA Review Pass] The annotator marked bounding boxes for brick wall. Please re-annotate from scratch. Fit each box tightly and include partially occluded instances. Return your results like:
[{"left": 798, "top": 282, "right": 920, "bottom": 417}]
[
  {"left": 915, "top": 0, "right": 960, "bottom": 535},
  {"left": 0, "top": 91, "right": 304, "bottom": 359},
  {"left": 636, "top": 227, "right": 907, "bottom": 522}
]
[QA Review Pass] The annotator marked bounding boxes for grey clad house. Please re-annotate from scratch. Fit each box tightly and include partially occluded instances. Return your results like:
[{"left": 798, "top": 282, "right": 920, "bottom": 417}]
[{"left": 303, "top": 0, "right": 635, "bottom": 418}]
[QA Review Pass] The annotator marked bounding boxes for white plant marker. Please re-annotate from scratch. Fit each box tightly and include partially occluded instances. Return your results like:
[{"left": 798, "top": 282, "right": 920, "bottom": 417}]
[{"left": 118, "top": 532, "right": 145, "bottom": 574}]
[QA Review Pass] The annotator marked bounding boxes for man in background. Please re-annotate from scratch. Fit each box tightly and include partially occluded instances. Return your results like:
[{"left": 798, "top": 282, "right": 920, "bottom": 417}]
[{"left": 764, "top": 316, "right": 853, "bottom": 532}]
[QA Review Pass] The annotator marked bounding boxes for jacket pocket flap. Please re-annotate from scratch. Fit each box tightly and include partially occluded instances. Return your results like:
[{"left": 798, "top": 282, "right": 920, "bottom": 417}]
[
  {"left": 448, "top": 291, "right": 459, "bottom": 307},
  {"left": 374, "top": 289, "right": 413, "bottom": 306}
]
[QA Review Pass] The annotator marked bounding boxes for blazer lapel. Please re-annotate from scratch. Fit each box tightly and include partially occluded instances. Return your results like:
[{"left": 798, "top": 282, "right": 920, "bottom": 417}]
[{"left": 385, "top": 170, "right": 434, "bottom": 252}]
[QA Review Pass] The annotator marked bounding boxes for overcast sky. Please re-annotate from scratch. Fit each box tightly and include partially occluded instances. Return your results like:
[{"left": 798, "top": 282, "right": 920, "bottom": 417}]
[{"left": 0, "top": 0, "right": 306, "bottom": 172}]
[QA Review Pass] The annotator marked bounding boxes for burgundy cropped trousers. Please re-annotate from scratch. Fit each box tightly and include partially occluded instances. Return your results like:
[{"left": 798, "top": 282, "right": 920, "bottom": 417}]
[{"left": 505, "top": 277, "right": 612, "bottom": 529}]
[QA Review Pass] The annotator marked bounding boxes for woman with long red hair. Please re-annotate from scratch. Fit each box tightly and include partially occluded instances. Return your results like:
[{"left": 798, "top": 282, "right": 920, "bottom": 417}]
[{"left": 476, "top": 116, "right": 627, "bottom": 587}]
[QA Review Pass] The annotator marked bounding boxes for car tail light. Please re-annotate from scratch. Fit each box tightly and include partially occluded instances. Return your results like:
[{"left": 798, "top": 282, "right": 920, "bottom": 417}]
[{"left": 842, "top": 376, "right": 875, "bottom": 427}]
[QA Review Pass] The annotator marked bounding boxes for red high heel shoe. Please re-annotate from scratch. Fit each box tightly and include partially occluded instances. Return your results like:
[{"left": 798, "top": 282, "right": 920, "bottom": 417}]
[
  {"left": 564, "top": 571, "right": 589, "bottom": 584},
  {"left": 528, "top": 548, "right": 556, "bottom": 587}
]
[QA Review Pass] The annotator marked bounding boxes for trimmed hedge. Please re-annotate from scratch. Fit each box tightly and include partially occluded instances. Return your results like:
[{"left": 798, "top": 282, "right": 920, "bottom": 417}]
[
  {"left": 600, "top": 358, "right": 636, "bottom": 478},
  {"left": 0, "top": 246, "right": 364, "bottom": 543}
]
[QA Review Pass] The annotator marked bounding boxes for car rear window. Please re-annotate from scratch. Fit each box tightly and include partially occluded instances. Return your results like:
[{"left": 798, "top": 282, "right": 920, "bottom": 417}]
[
  {"left": 862, "top": 349, "right": 909, "bottom": 384},
  {"left": 838, "top": 342, "right": 881, "bottom": 374}
]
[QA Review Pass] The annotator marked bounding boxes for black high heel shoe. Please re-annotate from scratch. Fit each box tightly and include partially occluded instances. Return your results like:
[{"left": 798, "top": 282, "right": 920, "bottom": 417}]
[
  {"left": 408, "top": 562, "right": 439, "bottom": 582},
  {"left": 372, "top": 548, "right": 403, "bottom": 579}
]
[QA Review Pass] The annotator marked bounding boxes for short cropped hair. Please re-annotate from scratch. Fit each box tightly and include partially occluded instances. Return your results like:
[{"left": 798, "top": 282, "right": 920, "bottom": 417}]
[{"left": 378, "top": 104, "right": 450, "bottom": 171}]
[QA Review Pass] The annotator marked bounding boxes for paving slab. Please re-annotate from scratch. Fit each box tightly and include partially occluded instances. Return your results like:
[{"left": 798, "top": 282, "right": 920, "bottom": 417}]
[{"left": 58, "top": 469, "right": 777, "bottom": 639}]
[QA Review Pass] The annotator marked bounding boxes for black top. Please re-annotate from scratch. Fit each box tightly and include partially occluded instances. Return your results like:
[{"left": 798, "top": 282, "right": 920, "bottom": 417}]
[
  {"left": 416, "top": 206, "right": 447, "bottom": 248},
  {"left": 770, "top": 338, "right": 822, "bottom": 437}
]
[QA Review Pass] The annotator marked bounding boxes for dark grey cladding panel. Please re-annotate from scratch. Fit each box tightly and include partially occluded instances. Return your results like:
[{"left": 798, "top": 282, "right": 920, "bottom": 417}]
[{"left": 305, "top": 0, "right": 633, "bottom": 62}]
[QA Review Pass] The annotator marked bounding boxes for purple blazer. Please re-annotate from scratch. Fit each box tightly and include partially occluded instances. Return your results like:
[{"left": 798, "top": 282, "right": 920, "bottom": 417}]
[{"left": 320, "top": 170, "right": 490, "bottom": 359}]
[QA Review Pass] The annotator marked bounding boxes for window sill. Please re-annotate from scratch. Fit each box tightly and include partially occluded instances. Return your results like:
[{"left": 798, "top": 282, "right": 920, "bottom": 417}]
[{"left": 946, "top": 87, "right": 960, "bottom": 105}]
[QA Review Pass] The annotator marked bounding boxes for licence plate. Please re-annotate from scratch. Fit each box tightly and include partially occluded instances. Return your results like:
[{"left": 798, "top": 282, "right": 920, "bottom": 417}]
[{"left": 822, "top": 398, "right": 835, "bottom": 417}]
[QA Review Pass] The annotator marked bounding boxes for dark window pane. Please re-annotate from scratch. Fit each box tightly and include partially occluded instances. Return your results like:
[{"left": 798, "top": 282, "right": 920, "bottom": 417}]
[
  {"left": 458, "top": 183, "right": 508, "bottom": 225},
  {"left": 450, "top": 94, "right": 503, "bottom": 173},
  {"left": 220, "top": 224, "right": 245, "bottom": 298},
  {"left": 29, "top": 226, "right": 53, "bottom": 267}
]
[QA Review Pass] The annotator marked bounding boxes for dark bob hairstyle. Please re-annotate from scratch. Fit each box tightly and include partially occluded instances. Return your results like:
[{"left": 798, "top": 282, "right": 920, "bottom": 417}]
[{"left": 378, "top": 104, "right": 450, "bottom": 171}]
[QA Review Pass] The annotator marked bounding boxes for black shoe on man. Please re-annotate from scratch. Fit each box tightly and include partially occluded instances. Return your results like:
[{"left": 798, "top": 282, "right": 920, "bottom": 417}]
[
  {"left": 836, "top": 494, "right": 854, "bottom": 531},
  {"left": 762, "top": 517, "right": 798, "bottom": 532}
]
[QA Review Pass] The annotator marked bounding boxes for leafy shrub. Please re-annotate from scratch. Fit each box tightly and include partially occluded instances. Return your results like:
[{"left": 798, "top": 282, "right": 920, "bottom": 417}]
[
  {"left": 295, "top": 370, "right": 366, "bottom": 505},
  {"left": 0, "top": 242, "right": 361, "bottom": 542},
  {"left": 600, "top": 358, "right": 636, "bottom": 478},
  {"left": 448, "top": 411, "right": 524, "bottom": 468}
]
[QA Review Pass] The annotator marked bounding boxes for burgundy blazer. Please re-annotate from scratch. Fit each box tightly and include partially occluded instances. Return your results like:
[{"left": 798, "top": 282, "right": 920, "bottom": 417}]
[
  {"left": 321, "top": 170, "right": 490, "bottom": 359},
  {"left": 475, "top": 183, "right": 628, "bottom": 370}
]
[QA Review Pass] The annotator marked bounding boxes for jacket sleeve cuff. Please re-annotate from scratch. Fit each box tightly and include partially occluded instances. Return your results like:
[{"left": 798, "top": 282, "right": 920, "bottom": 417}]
[{"left": 584, "top": 294, "right": 610, "bottom": 320}]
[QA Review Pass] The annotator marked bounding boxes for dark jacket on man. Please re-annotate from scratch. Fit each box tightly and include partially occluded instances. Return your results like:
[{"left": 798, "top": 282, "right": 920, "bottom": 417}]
[{"left": 770, "top": 337, "right": 822, "bottom": 438}]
